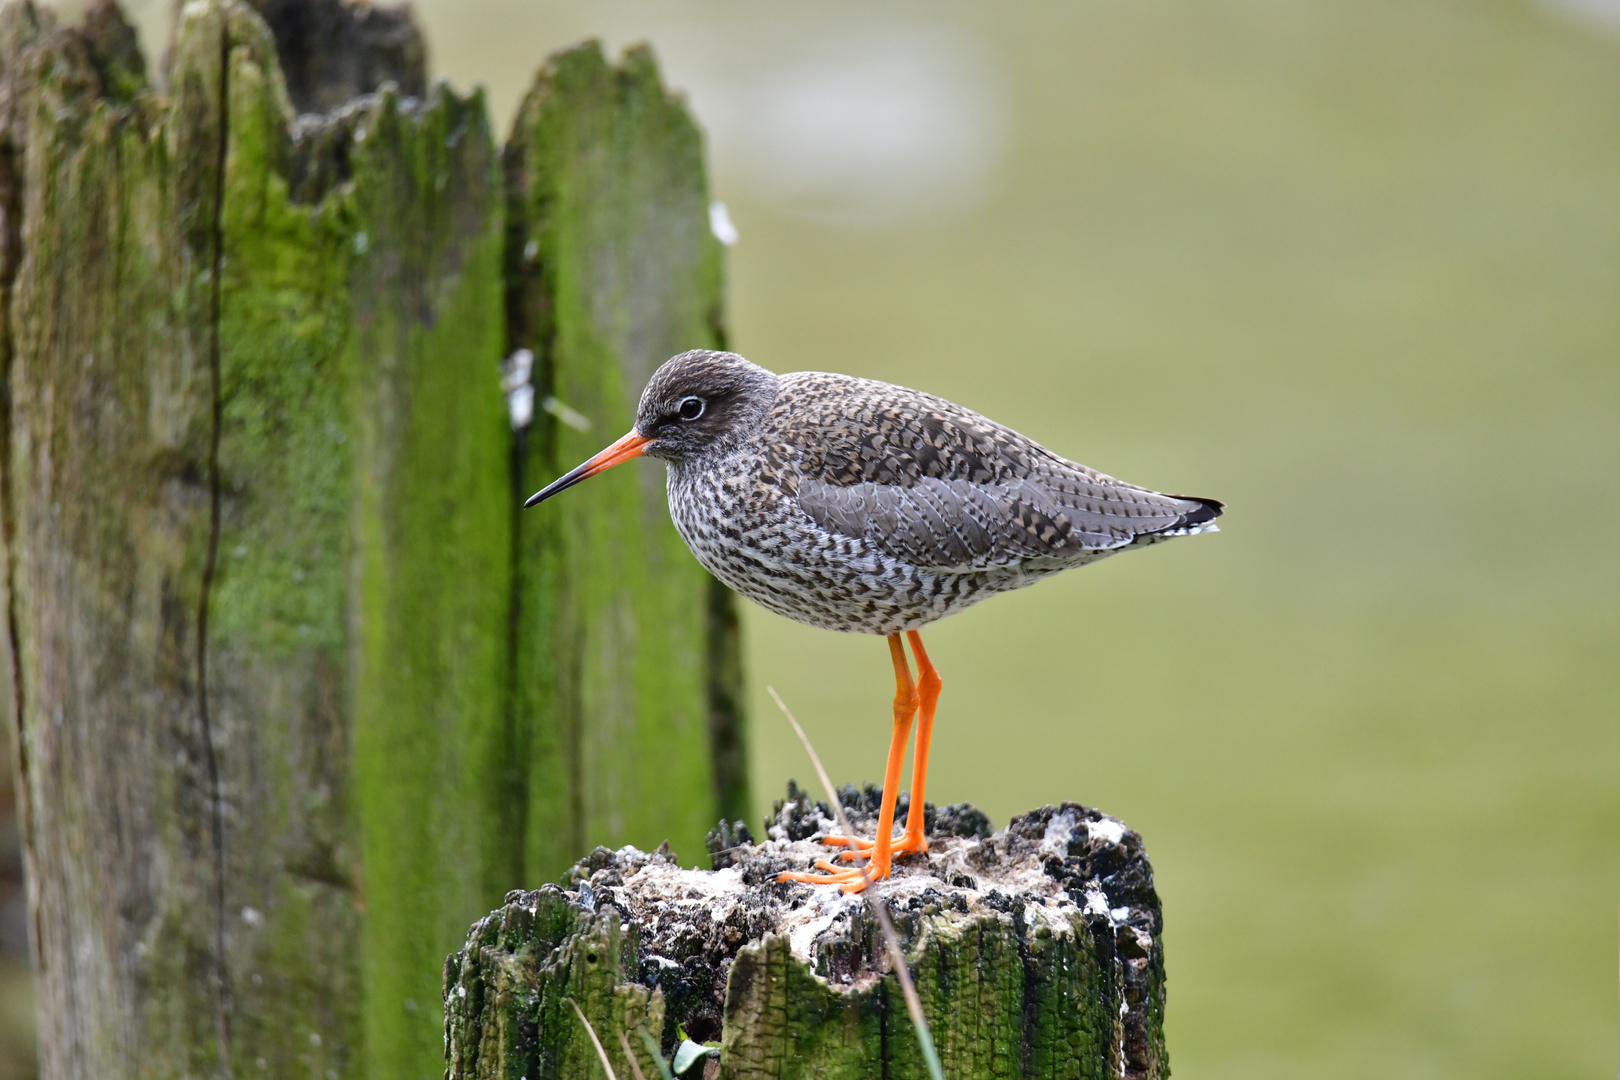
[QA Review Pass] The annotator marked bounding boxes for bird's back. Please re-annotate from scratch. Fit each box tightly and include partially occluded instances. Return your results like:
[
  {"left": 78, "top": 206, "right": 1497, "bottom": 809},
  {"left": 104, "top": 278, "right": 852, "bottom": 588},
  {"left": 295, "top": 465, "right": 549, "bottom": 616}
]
[{"left": 766, "top": 372, "right": 1218, "bottom": 563}]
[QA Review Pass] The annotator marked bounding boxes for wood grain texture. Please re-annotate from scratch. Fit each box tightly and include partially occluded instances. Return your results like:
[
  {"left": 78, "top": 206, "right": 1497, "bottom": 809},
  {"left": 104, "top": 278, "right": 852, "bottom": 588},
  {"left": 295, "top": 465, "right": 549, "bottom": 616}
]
[
  {"left": 207, "top": 7, "right": 513, "bottom": 1074},
  {"left": 0, "top": 1, "right": 509, "bottom": 1073},
  {"left": 505, "top": 41, "right": 744, "bottom": 885},
  {"left": 0, "top": 2, "right": 227, "bottom": 1073}
]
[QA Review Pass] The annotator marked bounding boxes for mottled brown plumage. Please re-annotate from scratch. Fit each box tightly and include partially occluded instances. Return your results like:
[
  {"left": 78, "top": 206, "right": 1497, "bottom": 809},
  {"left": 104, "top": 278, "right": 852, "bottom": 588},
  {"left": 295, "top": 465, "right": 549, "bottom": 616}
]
[
  {"left": 526, "top": 349, "right": 1222, "bottom": 891},
  {"left": 620, "top": 351, "right": 1220, "bottom": 633}
]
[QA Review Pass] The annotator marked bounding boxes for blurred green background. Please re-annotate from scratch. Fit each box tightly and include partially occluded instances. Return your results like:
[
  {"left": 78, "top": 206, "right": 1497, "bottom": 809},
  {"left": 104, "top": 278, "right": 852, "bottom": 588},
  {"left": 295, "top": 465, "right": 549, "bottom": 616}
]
[{"left": 10, "top": 0, "right": 1619, "bottom": 1077}]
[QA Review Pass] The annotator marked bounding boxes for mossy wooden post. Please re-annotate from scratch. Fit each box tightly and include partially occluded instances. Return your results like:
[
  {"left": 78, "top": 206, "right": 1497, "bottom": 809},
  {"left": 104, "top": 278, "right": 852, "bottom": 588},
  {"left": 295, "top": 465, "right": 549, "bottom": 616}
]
[
  {"left": 0, "top": 0, "right": 508, "bottom": 1072},
  {"left": 505, "top": 41, "right": 746, "bottom": 884},
  {"left": 445, "top": 798, "right": 1170, "bottom": 1080},
  {"left": 0, "top": 3, "right": 227, "bottom": 1073},
  {"left": 0, "top": 0, "right": 742, "bottom": 1075},
  {"left": 209, "top": 3, "right": 516, "bottom": 1072}
]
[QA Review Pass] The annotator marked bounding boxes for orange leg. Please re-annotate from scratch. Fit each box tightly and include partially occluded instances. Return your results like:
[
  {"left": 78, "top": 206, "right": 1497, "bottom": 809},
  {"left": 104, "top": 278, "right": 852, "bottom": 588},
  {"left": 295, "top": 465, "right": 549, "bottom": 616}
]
[
  {"left": 899, "top": 630, "right": 941, "bottom": 853},
  {"left": 778, "top": 633, "right": 917, "bottom": 894},
  {"left": 826, "top": 630, "right": 941, "bottom": 860}
]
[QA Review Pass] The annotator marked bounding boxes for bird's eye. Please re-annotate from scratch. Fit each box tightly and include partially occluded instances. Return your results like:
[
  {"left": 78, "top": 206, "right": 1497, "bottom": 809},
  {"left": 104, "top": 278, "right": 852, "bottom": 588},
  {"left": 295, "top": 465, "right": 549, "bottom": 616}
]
[{"left": 678, "top": 396, "right": 705, "bottom": 420}]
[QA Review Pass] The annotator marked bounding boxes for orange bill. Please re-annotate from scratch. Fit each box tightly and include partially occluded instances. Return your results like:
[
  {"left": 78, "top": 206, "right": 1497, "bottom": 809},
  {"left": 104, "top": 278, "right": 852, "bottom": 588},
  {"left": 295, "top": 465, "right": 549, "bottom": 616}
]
[{"left": 523, "top": 430, "right": 652, "bottom": 507}]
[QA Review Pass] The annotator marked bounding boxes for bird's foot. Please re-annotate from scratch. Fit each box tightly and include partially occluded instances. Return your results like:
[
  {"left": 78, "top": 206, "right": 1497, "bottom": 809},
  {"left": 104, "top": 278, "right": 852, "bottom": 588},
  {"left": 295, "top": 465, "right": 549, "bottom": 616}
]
[
  {"left": 777, "top": 854, "right": 892, "bottom": 895},
  {"left": 825, "top": 829, "right": 928, "bottom": 861}
]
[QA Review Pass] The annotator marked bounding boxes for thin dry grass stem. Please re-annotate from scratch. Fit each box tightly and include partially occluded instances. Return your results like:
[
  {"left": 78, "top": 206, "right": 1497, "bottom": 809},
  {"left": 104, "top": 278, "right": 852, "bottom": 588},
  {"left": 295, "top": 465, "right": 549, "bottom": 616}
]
[
  {"left": 766, "top": 686, "right": 867, "bottom": 860},
  {"left": 766, "top": 685, "right": 946, "bottom": 1080},
  {"left": 867, "top": 899, "right": 942, "bottom": 1076},
  {"left": 617, "top": 1030, "right": 648, "bottom": 1080},
  {"left": 567, "top": 998, "right": 619, "bottom": 1080}
]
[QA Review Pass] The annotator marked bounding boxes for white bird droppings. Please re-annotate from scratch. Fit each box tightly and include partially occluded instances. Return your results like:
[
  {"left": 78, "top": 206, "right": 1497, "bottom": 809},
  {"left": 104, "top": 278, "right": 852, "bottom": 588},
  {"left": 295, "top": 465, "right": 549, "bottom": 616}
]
[{"left": 1088, "top": 818, "right": 1126, "bottom": 846}]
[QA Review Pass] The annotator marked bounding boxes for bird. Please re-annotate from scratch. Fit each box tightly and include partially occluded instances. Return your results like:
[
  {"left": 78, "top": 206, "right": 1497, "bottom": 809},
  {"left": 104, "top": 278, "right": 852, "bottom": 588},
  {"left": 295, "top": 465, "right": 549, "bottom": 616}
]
[{"left": 525, "top": 350, "right": 1221, "bottom": 893}]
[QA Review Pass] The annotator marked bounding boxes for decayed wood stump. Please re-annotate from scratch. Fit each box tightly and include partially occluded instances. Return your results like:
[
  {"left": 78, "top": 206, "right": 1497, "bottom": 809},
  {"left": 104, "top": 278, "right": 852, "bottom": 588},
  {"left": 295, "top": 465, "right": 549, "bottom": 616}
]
[{"left": 445, "top": 786, "right": 1168, "bottom": 1079}]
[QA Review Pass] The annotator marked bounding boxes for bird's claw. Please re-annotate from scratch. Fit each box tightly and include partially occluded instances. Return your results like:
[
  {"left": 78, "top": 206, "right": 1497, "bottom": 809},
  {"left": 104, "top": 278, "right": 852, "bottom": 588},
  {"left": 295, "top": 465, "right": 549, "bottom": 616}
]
[
  {"left": 776, "top": 862, "right": 887, "bottom": 895},
  {"left": 826, "top": 831, "right": 928, "bottom": 860},
  {"left": 776, "top": 824, "right": 932, "bottom": 891}
]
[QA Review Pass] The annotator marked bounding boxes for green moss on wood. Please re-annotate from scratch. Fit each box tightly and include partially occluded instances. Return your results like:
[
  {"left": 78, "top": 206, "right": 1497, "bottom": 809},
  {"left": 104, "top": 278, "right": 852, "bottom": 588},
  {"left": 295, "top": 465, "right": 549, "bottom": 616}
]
[
  {"left": 344, "top": 81, "right": 513, "bottom": 1079},
  {"left": 207, "top": 6, "right": 368, "bottom": 1075},
  {"left": 722, "top": 934, "right": 884, "bottom": 1077},
  {"left": 206, "top": 5, "right": 517, "bottom": 1072},
  {"left": 722, "top": 917, "right": 1051, "bottom": 1080},
  {"left": 446, "top": 803, "right": 1170, "bottom": 1080},
  {"left": 211, "top": 13, "right": 518, "bottom": 1074},
  {"left": 6, "top": 0, "right": 510, "bottom": 1072},
  {"left": 445, "top": 887, "right": 668, "bottom": 1080},
  {"left": 506, "top": 41, "right": 740, "bottom": 883}
]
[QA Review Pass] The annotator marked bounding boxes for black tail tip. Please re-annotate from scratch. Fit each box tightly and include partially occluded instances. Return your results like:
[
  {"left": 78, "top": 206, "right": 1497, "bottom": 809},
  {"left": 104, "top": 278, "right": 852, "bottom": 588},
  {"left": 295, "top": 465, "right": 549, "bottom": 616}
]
[{"left": 1177, "top": 496, "right": 1224, "bottom": 529}]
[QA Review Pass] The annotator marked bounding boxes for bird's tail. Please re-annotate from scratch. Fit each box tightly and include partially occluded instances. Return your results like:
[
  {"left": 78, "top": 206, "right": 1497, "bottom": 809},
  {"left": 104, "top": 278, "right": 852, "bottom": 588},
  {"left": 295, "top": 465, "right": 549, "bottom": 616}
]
[{"left": 1161, "top": 495, "right": 1223, "bottom": 536}]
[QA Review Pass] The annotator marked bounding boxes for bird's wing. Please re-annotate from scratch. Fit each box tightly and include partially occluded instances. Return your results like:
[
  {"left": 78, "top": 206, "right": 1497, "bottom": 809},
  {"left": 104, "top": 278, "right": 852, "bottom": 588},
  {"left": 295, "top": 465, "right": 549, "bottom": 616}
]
[{"left": 772, "top": 373, "right": 1218, "bottom": 571}]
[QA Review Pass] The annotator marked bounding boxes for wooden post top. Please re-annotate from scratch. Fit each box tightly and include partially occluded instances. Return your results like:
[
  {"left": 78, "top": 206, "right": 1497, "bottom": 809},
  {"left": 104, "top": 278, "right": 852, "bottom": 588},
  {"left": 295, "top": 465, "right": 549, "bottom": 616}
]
[{"left": 446, "top": 787, "right": 1168, "bottom": 1080}]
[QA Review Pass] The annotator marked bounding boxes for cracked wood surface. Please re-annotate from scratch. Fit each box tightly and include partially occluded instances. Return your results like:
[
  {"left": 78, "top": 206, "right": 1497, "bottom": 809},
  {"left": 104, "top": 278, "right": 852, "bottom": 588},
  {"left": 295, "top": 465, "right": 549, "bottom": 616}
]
[{"left": 0, "top": 2, "right": 232, "bottom": 1073}]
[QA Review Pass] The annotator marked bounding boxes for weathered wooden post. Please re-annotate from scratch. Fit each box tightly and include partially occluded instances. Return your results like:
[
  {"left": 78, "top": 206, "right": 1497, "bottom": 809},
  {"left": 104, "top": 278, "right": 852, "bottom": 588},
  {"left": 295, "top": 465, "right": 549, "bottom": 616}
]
[
  {"left": 504, "top": 38, "right": 744, "bottom": 885},
  {"left": 445, "top": 789, "right": 1169, "bottom": 1079},
  {"left": 0, "top": 0, "right": 743, "bottom": 1074}
]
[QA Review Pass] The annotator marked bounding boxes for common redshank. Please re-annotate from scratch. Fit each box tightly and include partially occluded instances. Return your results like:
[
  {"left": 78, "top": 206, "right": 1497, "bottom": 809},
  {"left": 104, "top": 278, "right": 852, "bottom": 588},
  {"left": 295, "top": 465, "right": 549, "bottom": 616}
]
[{"left": 525, "top": 350, "right": 1221, "bottom": 893}]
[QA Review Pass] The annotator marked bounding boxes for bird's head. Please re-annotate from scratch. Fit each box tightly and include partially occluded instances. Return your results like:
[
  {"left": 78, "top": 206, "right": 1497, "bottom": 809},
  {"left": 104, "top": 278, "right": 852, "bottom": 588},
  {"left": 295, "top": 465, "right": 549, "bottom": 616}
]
[{"left": 524, "top": 350, "right": 779, "bottom": 507}]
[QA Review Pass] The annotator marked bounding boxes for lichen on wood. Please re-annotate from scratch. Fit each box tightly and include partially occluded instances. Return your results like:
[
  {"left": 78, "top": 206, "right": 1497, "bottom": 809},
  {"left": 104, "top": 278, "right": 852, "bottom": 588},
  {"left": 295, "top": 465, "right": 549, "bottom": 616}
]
[{"left": 445, "top": 790, "right": 1169, "bottom": 1080}]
